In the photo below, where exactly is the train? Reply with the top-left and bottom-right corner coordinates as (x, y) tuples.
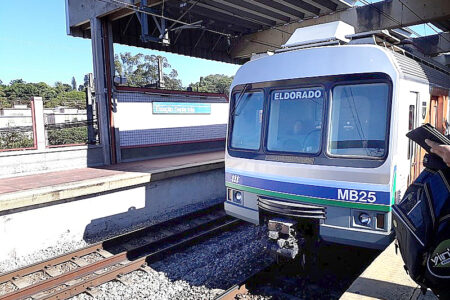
(224, 22), (450, 260)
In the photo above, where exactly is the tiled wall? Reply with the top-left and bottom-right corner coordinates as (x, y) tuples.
(116, 91), (228, 148)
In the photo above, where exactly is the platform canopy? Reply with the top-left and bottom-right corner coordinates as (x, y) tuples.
(66, 0), (450, 64)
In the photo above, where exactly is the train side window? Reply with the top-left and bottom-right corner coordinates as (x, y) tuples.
(408, 105), (415, 159)
(328, 83), (390, 158)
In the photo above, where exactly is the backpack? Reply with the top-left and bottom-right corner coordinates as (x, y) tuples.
(392, 155), (450, 298)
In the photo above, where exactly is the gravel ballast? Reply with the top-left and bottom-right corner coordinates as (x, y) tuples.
(0, 200), (378, 300)
(0, 200), (222, 274)
(70, 223), (270, 300)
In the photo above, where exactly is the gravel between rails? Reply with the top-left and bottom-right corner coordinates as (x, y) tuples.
(0, 200), (222, 274)
(70, 224), (271, 300)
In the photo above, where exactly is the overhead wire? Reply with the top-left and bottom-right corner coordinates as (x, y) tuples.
(95, 0), (232, 37)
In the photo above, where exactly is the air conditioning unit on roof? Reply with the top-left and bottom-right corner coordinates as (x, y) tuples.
(281, 21), (355, 49)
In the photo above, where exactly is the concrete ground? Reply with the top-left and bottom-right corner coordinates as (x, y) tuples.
(340, 242), (437, 300)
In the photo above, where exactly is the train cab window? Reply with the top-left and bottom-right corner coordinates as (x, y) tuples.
(267, 87), (324, 154)
(230, 91), (264, 150)
(328, 83), (389, 158)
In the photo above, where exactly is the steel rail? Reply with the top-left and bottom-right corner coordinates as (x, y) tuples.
(0, 203), (231, 300)
(44, 218), (241, 300)
(0, 215), (229, 300)
(0, 203), (223, 285)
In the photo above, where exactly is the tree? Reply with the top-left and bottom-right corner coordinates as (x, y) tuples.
(0, 79), (85, 109)
(54, 81), (72, 93)
(189, 74), (234, 96)
(71, 77), (77, 90)
(114, 52), (182, 90)
(164, 69), (183, 90)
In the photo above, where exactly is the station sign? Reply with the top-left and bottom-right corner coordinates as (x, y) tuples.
(152, 102), (211, 114)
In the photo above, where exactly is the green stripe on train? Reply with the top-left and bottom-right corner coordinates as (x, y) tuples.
(226, 182), (391, 212)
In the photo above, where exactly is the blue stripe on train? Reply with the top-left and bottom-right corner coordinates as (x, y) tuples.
(225, 172), (391, 206)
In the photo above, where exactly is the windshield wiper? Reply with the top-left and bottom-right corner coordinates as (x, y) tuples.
(230, 83), (251, 117)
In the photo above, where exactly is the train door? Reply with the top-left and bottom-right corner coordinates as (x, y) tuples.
(408, 92), (421, 184)
(408, 94), (449, 184)
(430, 96), (438, 127)
(436, 95), (448, 134)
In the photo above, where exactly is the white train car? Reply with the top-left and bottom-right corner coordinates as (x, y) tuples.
(224, 23), (450, 255)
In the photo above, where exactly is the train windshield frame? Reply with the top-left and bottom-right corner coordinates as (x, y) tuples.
(227, 73), (393, 168)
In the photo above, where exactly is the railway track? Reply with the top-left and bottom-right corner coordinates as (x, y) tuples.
(215, 243), (380, 300)
(0, 204), (241, 300)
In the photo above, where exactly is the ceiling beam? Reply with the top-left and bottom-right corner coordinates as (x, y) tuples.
(207, 0), (289, 24)
(301, 0), (334, 14)
(432, 54), (450, 67)
(231, 0), (450, 59)
(66, 0), (163, 27)
(252, 0), (305, 19)
(193, 1), (276, 27)
(272, 0), (320, 17)
(241, 0), (301, 20)
(410, 32), (450, 56)
(164, 3), (258, 33)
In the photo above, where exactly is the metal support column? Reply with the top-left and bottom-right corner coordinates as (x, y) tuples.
(90, 17), (113, 165)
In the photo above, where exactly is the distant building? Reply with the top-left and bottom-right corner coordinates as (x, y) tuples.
(0, 105), (87, 129)
(0, 105), (33, 128)
(45, 106), (87, 125)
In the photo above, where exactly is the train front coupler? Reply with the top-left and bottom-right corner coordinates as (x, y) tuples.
(266, 218), (305, 260)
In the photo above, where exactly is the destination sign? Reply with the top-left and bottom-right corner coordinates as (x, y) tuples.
(273, 88), (323, 101)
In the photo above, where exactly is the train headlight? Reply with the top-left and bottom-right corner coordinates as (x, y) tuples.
(234, 191), (242, 204)
(358, 213), (371, 226)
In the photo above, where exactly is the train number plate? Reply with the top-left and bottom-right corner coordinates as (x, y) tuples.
(337, 189), (377, 203)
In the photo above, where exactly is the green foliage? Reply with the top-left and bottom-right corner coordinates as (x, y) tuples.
(0, 79), (85, 109)
(189, 74), (233, 96)
(0, 131), (34, 149)
(71, 77), (77, 91)
(114, 52), (183, 90)
(47, 126), (87, 145)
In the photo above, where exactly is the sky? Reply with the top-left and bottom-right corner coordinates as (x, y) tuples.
(0, 1), (239, 88)
(0, 1), (441, 88)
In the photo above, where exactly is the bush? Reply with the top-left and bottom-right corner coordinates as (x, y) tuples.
(47, 126), (87, 145)
(0, 131), (34, 149)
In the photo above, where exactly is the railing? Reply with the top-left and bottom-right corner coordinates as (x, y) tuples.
(45, 116), (99, 147)
(0, 95), (99, 151)
(0, 102), (37, 152)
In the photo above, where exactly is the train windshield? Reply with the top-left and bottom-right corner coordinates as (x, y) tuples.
(267, 87), (324, 154)
(328, 83), (389, 157)
(230, 91), (264, 150)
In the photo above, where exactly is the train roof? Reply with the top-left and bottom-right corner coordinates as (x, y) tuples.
(232, 37), (450, 95)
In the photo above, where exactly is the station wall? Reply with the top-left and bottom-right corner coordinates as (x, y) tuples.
(115, 89), (229, 161)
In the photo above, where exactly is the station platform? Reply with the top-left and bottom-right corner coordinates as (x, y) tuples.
(341, 242), (437, 300)
(0, 151), (224, 213)
(0, 151), (226, 261)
